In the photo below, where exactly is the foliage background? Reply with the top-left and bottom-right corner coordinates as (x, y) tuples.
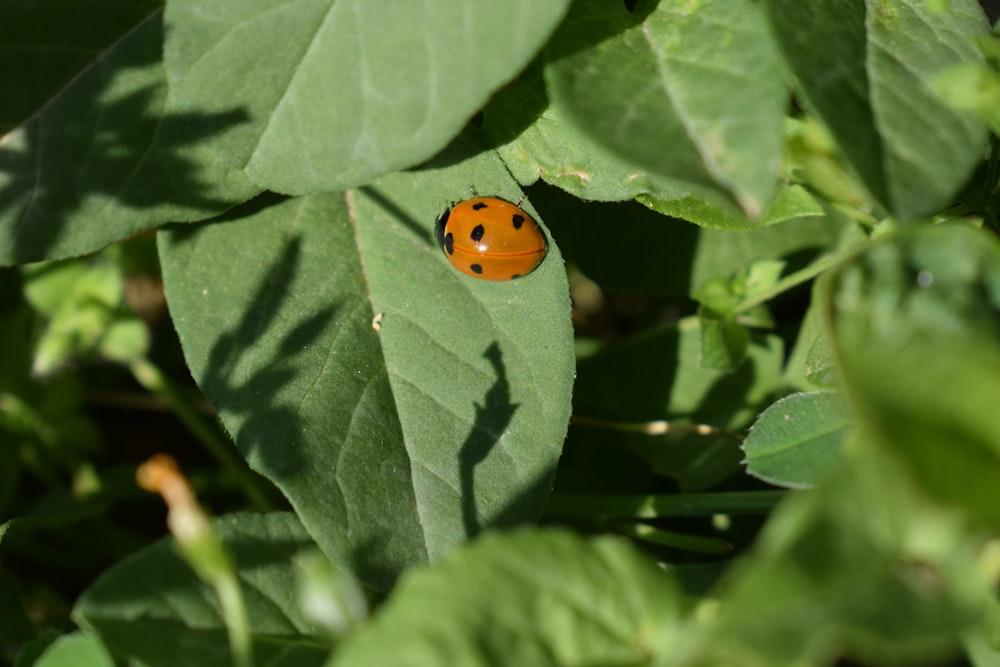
(4, 0), (1000, 665)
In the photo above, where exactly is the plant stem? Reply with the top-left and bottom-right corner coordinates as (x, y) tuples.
(615, 521), (733, 555)
(543, 491), (786, 521)
(732, 248), (857, 314)
(128, 357), (277, 511)
(215, 572), (254, 667)
(571, 415), (743, 442)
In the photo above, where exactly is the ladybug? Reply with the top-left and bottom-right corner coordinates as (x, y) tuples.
(434, 197), (547, 281)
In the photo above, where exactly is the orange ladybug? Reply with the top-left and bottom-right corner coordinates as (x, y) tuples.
(434, 197), (547, 281)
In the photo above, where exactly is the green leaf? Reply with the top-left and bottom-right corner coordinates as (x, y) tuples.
(828, 223), (1000, 529)
(572, 316), (783, 490)
(0, 571), (33, 644)
(0, 9), (258, 266)
(545, 0), (786, 217)
(163, 0), (571, 195)
(690, 210), (859, 294)
(159, 145), (574, 591)
(932, 61), (1000, 136)
(330, 529), (683, 667)
(762, 0), (989, 219)
(575, 316), (782, 430)
(698, 309), (749, 371)
(0, 0), (162, 135)
(96, 315), (150, 363)
(73, 512), (328, 667)
(712, 439), (990, 666)
(742, 391), (852, 489)
(34, 633), (114, 667)
(25, 260), (122, 376)
(804, 333), (839, 389)
(639, 181), (825, 232)
(484, 64), (821, 231)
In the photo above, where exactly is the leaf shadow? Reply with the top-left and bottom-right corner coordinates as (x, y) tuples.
(357, 185), (433, 246)
(175, 203), (338, 477)
(0, 10), (252, 264)
(460, 342), (520, 538)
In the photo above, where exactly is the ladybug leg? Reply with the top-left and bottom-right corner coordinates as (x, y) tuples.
(469, 186), (479, 198)
(515, 195), (525, 207)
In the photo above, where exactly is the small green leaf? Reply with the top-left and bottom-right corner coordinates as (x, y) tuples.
(97, 315), (150, 363)
(693, 277), (737, 313)
(331, 529), (683, 667)
(743, 391), (852, 489)
(546, 0), (786, 217)
(762, 0), (989, 219)
(74, 513), (328, 667)
(698, 309), (749, 371)
(804, 334), (839, 389)
(25, 260), (123, 376)
(738, 260), (787, 295)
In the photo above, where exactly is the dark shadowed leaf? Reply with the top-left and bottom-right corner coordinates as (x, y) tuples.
(74, 512), (328, 667)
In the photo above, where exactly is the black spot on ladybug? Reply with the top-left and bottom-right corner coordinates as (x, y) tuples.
(470, 224), (485, 242)
(470, 263), (484, 274)
(434, 208), (451, 249)
(443, 232), (454, 255)
(472, 202), (488, 211)
(512, 214), (525, 229)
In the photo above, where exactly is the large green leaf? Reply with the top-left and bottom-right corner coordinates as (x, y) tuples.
(0, 0), (161, 135)
(331, 528), (683, 667)
(545, 0), (786, 217)
(73, 512), (328, 667)
(159, 145), (574, 591)
(0, 8), (258, 266)
(828, 223), (1000, 529)
(762, 0), (989, 220)
(712, 439), (990, 666)
(163, 0), (570, 195)
(484, 64), (822, 231)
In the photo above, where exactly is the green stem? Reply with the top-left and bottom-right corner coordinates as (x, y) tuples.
(543, 491), (786, 521)
(215, 572), (254, 667)
(616, 521), (733, 555)
(571, 415), (743, 441)
(733, 248), (858, 314)
(129, 357), (277, 511)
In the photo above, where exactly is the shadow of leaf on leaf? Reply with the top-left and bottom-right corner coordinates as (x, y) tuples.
(0, 10), (252, 265)
(460, 342), (520, 537)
